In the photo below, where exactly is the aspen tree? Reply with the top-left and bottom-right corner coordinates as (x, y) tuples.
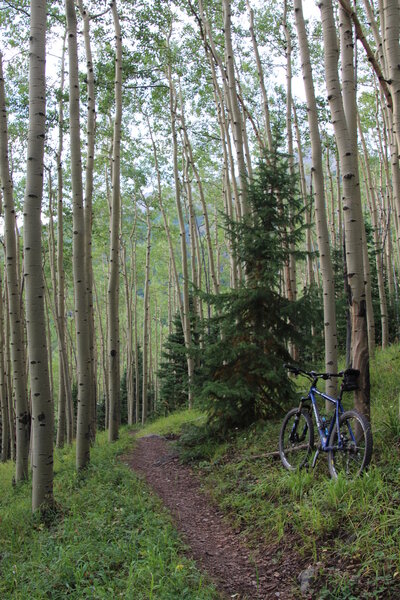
(107, 0), (122, 440)
(168, 258), (173, 336)
(66, 0), (92, 468)
(78, 0), (97, 440)
(132, 226), (140, 423)
(360, 0), (400, 258)
(180, 98), (219, 294)
(382, 0), (400, 154)
(142, 204), (151, 424)
(44, 274), (54, 406)
(358, 116), (389, 349)
(340, 5), (376, 354)
(3, 280), (15, 459)
(292, 103), (314, 287)
(0, 53), (30, 478)
(181, 150), (198, 317)
(146, 117), (184, 330)
(54, 35), (73, 446)
(94, 278), (109, 425)
(148, 299), (153, 410)
(24, 0), (54, 510)
(167, 62), (194, 407)
(320, 0), (370, 418)
(222, 0), (248, 216)
(294, 0), (338, 395)
(325, 147), (337, 249)
(197, 3), (243, 228)
(283, 1), (297, 308)
(246, 0), (273, 151)
(208, 51), (238, 286)
(0, 263), (9, 462)
(121, 242), (132, 424)
(361, 222), (376, 356)
(154, 301), (159, 407)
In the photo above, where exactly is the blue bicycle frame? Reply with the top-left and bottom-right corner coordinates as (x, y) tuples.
(301, 380), (357, 468)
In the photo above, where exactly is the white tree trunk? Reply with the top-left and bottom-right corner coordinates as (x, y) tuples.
(66, 0), (92, 468)
(108, 0), (122, 440)
(24, 0), (54, 510)
(0, 53), (30, 477)
(294, 0), (338, 396)
(320, 0), (370, 418)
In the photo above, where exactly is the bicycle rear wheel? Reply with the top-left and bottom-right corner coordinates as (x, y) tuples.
(279, 408), (314, 471)
(328, 410), (373, 479)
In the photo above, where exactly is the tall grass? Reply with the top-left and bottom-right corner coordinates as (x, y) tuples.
(158, 346), (400, 599)
(0, 429), (217, 600)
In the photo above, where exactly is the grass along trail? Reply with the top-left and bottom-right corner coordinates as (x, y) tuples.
(125, 433), (306, 599)
(0, 429), (217, 599)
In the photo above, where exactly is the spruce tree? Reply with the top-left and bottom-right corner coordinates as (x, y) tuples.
(158, 312), (189, 414)
(197, 152), (306, 431)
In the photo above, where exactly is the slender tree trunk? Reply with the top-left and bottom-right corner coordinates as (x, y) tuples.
(0, 53), (30, 479)
(53, 92), (66, 444)
(283, 1), (297, 310)
(107, 0), (122, 441)
(122, 239), (134, 425)
(24, 0), (54, 510)
(0, 263), (9, 462)
(294, 0), (338, 397)
(325, 147), (337, 249)
(66, 0), (91, 469)
(320, 0), (370, 419)
(358, 116), (389, 349)
(293, 103), (314, 287)
(361, 222), (376, 356)
(180, 101), (219, 294)
(4, 278), (15, 460)
(167, 64), (194, 408)
(78, 0), (97, 443)
(142, 206), (151, 424)
(246, 0), (273, 151)
(222, 0), (248, 216)
(94, 277), (109, 427)
(382, 0), (400, 154)
(54, 35), (73, 446)
(133, 231), (140, 423)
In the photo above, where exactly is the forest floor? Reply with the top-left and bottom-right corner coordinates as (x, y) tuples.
(131, 345), (400, 599)
(0, 429), (218, 599)
(125, 433), (306, 599)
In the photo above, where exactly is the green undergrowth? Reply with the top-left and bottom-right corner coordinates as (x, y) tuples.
(0, 428), (217, 600)
(148, 346), (400, 599)
(138, 408), (206, 438)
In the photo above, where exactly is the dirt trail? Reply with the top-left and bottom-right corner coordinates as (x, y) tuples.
(124, 434), (306, 599)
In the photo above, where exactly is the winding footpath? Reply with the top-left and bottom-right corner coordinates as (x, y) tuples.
(124, 434), (306, 599)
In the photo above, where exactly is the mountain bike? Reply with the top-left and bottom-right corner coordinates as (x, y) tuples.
(279, 365), (373, 478)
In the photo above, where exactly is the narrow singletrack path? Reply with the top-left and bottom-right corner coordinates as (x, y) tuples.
(124, 434), (306, 599)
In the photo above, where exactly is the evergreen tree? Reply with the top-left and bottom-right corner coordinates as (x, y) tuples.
(197, 152), (306, 431)
(158, 312), (188, 414)
(158, 298), (200, 415)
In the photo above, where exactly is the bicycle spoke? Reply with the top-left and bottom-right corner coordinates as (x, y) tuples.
(279, 409), (313, 471)
(328, 411), (372, 479)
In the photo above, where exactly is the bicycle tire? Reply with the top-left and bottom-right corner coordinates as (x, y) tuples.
(279, 407), (314, 471)
(328, 410), (373, 479)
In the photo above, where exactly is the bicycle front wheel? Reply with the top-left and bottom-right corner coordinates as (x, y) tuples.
(328, 410), (373, 479)
(279, 408), (314, 471)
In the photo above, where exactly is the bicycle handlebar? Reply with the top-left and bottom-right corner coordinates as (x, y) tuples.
(284, 364), (345, 380)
